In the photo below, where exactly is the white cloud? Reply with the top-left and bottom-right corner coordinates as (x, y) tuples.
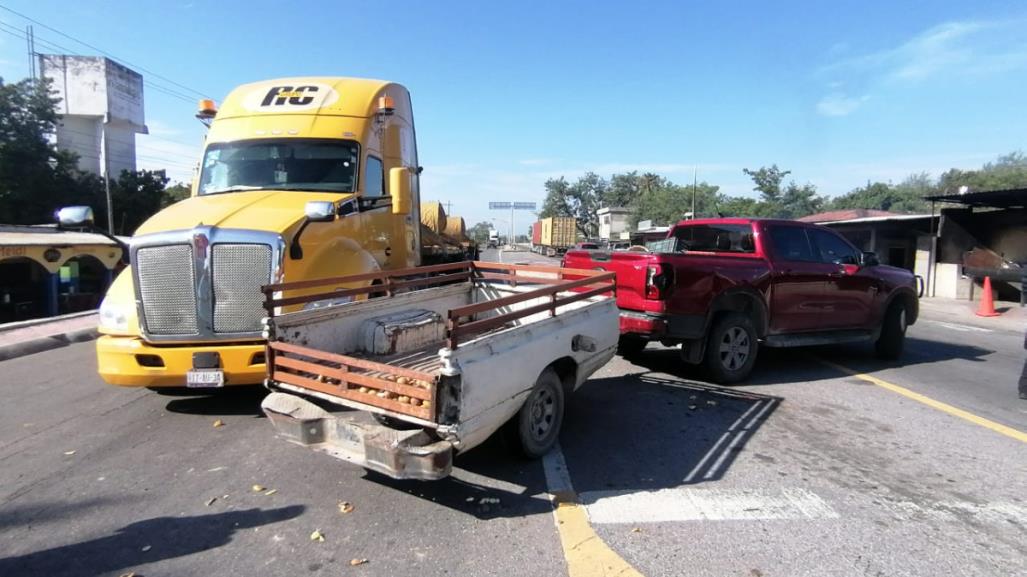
(517, 158), (556, 166)
(825, 19), (1027, 82)
(816, 93), (869, 117)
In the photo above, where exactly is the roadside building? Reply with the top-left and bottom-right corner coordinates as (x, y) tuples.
(804, 189), (1026, 303)
(597, 207), (633, 241)
(0, 226), (123, 323)
(38, 55), (148, 178)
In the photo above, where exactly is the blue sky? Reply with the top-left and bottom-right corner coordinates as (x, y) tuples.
(1, 0), (1025, 227)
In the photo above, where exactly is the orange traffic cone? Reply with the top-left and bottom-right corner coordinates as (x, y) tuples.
(976, 276), (1000, 317)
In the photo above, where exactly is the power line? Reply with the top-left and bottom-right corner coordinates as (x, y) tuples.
(0, 19), (202, 104)
(0, 3), (211, 100)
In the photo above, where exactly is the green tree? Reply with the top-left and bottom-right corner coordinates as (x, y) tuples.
(604, 171), (641, 207)
(539, 177), (574, 218)
(162, 182), (191, 208)
(568, 172), (605, 237)
(0, 77), (84, 224)
(467, 220), (492, 244)
(106, 169), (170, 235)
(742, 165), (789, 204)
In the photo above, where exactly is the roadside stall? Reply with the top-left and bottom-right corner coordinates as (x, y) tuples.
(0, 225), (123, 323)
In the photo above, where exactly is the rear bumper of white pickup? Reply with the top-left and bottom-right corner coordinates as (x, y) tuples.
(261, 392), (453, 481)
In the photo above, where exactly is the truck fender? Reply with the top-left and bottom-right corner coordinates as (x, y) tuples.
(680, 291), (767, 366)
(707, 288), (769, 338)
(881, 287), (919, 327)
(294, 237), (382, 299)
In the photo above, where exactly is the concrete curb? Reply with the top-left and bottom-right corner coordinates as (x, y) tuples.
(0, 326), (99, 362)
(0, 310), (99, 334)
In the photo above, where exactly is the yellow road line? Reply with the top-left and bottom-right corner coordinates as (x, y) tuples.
(543, 446), (643, 577)
(549, 491), (644, 577)
(821, 360), (1027, 443)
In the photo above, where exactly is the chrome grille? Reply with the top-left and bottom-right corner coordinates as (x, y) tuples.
(212, 243), (272, 334)
(136, 245), (197, 335)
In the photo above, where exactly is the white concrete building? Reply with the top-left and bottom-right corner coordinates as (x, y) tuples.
(38, 55), (148, 178)
(597, 206), (633, 241)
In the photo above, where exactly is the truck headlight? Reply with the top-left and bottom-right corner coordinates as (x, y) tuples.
(98, 298), (131, 332)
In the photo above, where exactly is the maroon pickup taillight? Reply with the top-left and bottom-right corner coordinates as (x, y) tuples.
(645, 264), (673, 300)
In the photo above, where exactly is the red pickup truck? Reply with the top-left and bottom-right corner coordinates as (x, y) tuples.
(563, 218), (918, 383)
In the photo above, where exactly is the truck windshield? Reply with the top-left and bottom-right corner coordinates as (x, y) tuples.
(198, 139), (360, 195)
(672, 224), (755, 253)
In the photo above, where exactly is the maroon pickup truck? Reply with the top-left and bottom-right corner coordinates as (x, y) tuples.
(563, 218), (918, 383)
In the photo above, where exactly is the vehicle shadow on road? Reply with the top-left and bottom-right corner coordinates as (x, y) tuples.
(162, 385), (269, 417)
(0, 505), (304, 577)
(560, 368), (781, 496)
(628, 337), (994, 388)
(364, 436), (555, 521)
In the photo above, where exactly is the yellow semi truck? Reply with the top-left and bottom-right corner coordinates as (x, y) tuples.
(73, 77), (465, 389)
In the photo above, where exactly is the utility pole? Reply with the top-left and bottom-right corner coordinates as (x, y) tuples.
(691, 165), (697, 220)
(102, 116), (114, 235)
(25, 26), (35, 80)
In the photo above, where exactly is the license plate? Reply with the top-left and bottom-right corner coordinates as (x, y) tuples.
(187, 369), (225, 388)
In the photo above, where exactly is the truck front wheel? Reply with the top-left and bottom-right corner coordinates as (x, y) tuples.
(875, 301), (907, 360)
(507, 368), (564, 458)
(704, 313), (758, 384)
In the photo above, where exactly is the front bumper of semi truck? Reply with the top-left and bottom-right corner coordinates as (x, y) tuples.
(96, 335), (267, 387)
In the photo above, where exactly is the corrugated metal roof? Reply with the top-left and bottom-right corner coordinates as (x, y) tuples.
(923, 187), (1027, 208)
(815, 213), (934, 225)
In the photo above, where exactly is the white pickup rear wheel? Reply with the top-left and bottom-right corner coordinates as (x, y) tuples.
(508, 368), (564, 458)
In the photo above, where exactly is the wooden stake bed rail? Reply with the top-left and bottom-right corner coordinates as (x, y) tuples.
(268, 341), (438, 422)
(263, 261), (614, 418)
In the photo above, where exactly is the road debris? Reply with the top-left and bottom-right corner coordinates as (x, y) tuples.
(310, 529), (325, 542)
(213, 419), (225, 428)
(118, 572), (137, 577)
(252, 484), (266, 492)
(63, 450), (76, 456)
(141, 545), (152, 552)
(631, 527), (642, 533)
(350, 558), (368, 566)
(338, 501), (354, 514)
(205, 497), (217, 507)
(264, 489), (277, 496)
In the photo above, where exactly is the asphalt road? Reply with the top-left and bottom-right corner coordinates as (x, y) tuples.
(1, 248), (1024, 577)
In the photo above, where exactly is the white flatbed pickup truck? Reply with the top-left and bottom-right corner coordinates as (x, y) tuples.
(259, 261), (617, 480)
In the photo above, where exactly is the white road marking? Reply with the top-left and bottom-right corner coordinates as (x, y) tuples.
(581, 487), (839, 523)
(876, 499), (1027, 526)
(684, 398), (777, 483)
(924, 320), (993, 333)
(541, 441), (574, 494)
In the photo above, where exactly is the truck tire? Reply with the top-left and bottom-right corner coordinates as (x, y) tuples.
(704, 313), (758, 384)
(507, 368), (564, 458)
(875, 301), (907, 360)
(617, 335), (647, 357)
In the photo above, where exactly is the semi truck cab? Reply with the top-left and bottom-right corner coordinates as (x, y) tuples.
(92, 77), (423, 388)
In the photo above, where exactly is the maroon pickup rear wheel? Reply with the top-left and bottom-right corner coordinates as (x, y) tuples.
(704, 313), (758, 384)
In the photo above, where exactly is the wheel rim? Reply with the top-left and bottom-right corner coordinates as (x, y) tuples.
(898, 309), (907, 332)
(718, 326), (751, 371)
(528, 387), (556, 441)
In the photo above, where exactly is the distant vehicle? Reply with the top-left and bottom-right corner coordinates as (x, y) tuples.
(533, 217), (577, 256)
(487, 228), (499, 249)
(575, 242), (600, 250)
(609, 241), (631, 251)
(564, 218), (919, 384)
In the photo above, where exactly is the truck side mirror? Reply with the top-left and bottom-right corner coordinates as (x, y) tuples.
(57, 206), (95, 228)
(304, 201), (336, 223)
(861, 251), (879, 267)
(390, 167), (412, 215)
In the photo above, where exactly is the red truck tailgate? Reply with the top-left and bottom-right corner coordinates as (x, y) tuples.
(563, 250), (661, 313)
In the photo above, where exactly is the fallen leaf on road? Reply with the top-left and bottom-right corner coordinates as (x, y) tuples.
(264, 489), (277, 496)
(252, 484), (266, 492)
(350, 558), (368, 566)
(631, 527), (642, 533)
(213, 419), (225, 428)
(688, 405), (697, 410)
(63, 450), (76, 456)
(338, 501), (354, 514)
(310, 530), (325, 542)
(141, 545), (152, 552)
(119, 572), (136, 577)
(205, 497), (217, 507)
